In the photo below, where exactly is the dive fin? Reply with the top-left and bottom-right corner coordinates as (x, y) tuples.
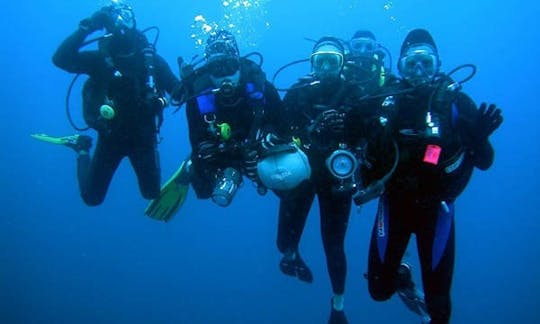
(397, 287), (431, 323)
(145, 157), (191, 222)
(31, 133), (92, 153)
(279, 251), (314, 283)
(31, 133), (80, 145)
(396, 263), (431, 323)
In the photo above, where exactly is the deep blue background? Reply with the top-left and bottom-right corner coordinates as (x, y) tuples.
(1, 1), (539, 323)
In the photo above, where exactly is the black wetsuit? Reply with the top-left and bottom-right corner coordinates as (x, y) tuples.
(181, 58), (282, 199)
(366, 78), (495, 324)
(53, 27), (179, 206)
(276, 78), (392, 295)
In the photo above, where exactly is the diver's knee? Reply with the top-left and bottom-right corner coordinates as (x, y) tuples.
(141, 187), (160, 200)
(368, 274), (394, 301)
(81, 193), (104, 206)
(369, 287), (393, 301)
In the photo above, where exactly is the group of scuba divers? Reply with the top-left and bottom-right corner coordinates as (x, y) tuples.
(33, 1), (504, 323)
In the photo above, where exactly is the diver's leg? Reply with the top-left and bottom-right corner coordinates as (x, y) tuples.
(416, 201), (455, 324)
(189, 155), (217, 200)
(318, 189), (351, 297)
(317, 189), (351, 324)
(64, 135), (92, 196)
(275, 180), (315, 283)
(79, 136), (122, 206)
(129, 143), (161, 200)
(367, 194), (411, 301)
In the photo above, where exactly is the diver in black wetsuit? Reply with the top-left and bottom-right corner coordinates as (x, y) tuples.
(365, 29), (503, 324)
(274, 36), (394, 324)
(175, 30), (282, 207)
(51, 1), (178, 206)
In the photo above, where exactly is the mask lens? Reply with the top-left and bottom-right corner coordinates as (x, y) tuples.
(311, 52), (343, 77)
(350, 38), (375, 54)
(113, 5), (134, 29)
(399, 47), (438, 82)
(208, 57), (240, 78)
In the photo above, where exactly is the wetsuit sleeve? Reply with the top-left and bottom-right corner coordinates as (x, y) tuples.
(280, 86), (308, 139)
(261, 80), (284, 136)
(52, 28), (103, 75)
(154, 54), (180, 95)
(186, 100), (209, 150)
(455, 92), (495, 170)
(359, 97), (397, 183)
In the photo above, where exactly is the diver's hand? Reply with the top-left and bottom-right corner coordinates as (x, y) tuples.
(196, 141), (220, 163)
(474, 103), (503, 143)
(80, 8), (113, 32)
(260, 132), (283, 150)
(145, 93), (168, 113)
(352, 180), (385, 206)
(313, 109), (345, 135)
(180, 63), (194, 80)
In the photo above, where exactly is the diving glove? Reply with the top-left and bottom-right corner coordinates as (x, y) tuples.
(474, 103), (503, 142)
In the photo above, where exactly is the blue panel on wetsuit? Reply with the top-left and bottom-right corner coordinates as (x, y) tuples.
(196, 91), (216, 115)
(432, 202), (454, 270)
(377, 195), (390, 261)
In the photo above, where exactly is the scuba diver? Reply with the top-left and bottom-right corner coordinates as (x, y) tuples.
(343, 30), (394, 93)
(148, 29), (282, 213)
(365, 28), (503, 324)
(273, 36), (394, 324)
(38, 1), (179, 206)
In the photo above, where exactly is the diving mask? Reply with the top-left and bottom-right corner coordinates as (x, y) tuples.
(311, 50), (344, 80)
(207, 56), (240, 78)
(349, 37), (376, 55)
(399, 45), (439, 84)
(109, 2), (135, 31)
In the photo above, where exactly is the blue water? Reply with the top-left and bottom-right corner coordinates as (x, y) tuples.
(1, 1), (539, 323)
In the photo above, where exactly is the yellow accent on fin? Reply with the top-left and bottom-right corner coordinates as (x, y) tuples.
(30, 133), (78, 145)
(144, 157), (191, 222)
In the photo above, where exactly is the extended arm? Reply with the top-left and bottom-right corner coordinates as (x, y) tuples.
(51, 9), (115, 74)
(457, 93), (503, 170)
(155, 54), (180, 95)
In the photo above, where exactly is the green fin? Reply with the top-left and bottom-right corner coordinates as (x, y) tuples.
(145, 157), (191, 222)
(31, 133), (79, 146)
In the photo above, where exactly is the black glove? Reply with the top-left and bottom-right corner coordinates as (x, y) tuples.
(242, 148), (268, 195)
(260, 132), (284, 151)
(242, 149), (260, 182)
(196, 141), (220, 163)
(145, 93), (168, 113)
(180, 63), (194, 80)
(312, 109), (345, 135)
(352, 180), (385, 205)
(473, 103), (503, 143)
(80, 8), (113, 32)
